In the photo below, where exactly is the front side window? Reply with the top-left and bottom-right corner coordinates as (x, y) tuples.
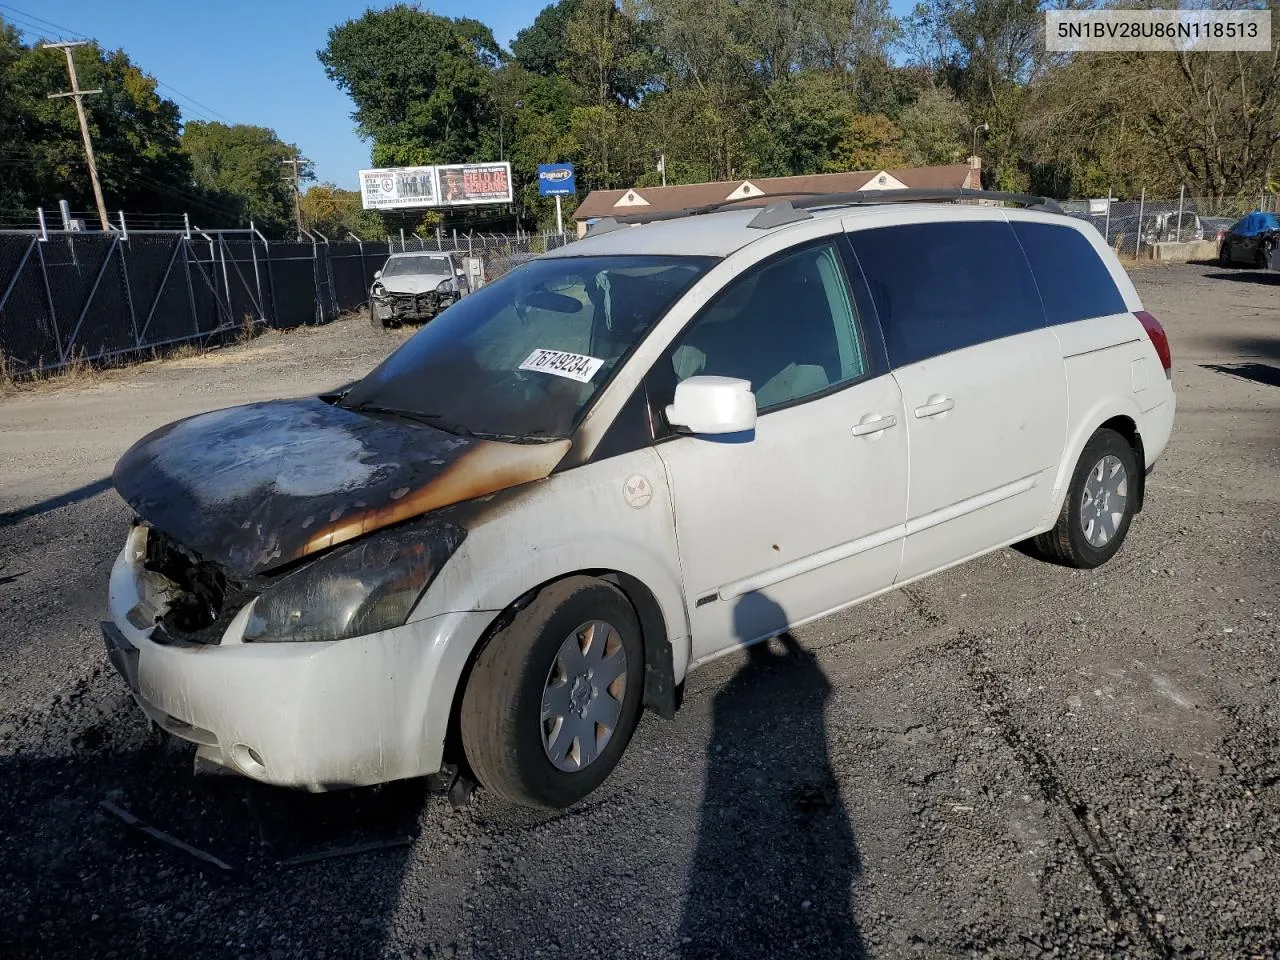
(849, 221), (1045, 368)
(342, 255), (712, 440)
(650, 240), (870, 417)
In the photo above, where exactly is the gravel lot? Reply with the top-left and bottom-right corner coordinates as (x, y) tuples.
(1, 262), (1277, 960)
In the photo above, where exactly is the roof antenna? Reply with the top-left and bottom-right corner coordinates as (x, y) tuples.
(747, 200), (814, 230)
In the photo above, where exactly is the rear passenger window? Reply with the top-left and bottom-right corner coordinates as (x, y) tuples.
(1012, 222), (1127, 324)
(848, 221), (1044, 368)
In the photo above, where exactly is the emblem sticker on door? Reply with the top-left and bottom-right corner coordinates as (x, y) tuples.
(623, 474), (653, 509)
(518, 348), (604, 383)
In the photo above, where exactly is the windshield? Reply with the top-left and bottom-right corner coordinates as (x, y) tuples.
(342, 254), (712, 439)
(382, 255), (454, 277)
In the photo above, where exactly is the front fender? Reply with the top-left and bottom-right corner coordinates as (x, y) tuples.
(411, 447), (691, 717)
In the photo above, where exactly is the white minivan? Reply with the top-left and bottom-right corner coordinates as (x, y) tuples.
(104, 192), (1176, 809)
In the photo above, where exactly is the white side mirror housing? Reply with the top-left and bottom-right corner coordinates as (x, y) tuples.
(373, 269), (382, 280)
(665, 376), (757, 435)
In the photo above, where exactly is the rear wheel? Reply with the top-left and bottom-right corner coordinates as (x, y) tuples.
(1257, 240), (1273, 269)
(1030, 428), (1139, 569)
(460, 576), (644, 809)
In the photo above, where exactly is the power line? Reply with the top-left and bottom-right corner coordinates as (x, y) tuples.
(0, 3), (85, 39)
(1, 4), (231, 128)
(157, 82), (231, 124)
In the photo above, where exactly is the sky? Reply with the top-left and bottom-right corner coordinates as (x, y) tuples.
(8, 0), (915, 193)
(5, 0), (550, 189)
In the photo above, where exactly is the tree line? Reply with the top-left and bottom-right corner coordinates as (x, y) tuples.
(4, 3), (1277, 238)
(317, 0), (1280, 230)
(0, 19), (313, 236)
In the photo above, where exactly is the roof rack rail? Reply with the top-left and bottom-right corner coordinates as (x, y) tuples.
(610, 188), (1064, 227)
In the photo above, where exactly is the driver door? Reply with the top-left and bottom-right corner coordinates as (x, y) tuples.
(645, 239), (909, 662)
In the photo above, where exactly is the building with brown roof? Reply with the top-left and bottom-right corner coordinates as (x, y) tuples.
(570, 160), (982, 236)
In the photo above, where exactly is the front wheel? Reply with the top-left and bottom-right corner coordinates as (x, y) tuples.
(1029, 428), (1140, 568)
(460, 576), (644, 809)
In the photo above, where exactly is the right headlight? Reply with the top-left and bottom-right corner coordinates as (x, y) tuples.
(372, 281), (386, 297)
(242, 520), (465, 643)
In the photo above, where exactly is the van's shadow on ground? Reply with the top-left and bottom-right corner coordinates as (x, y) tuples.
(678, 591), (866, 959)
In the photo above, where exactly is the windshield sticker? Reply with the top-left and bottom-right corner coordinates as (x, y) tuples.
(519, 348), (605, 383)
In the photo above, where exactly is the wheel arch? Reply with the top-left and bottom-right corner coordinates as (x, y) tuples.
(1043, 400), (1148, 530)
(441, 567), (682, 774)
(1097, 414), (1146, 512)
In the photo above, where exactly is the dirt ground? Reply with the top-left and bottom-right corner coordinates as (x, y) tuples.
(1, 262), (1277, 960)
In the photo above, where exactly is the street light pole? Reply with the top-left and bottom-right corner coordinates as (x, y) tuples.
(972, 122), (990, 158)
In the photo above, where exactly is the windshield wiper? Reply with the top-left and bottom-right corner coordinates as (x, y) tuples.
(346, 403), (477, 435)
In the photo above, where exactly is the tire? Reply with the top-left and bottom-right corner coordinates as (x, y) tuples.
(369, 305), (385, 329)
(1030, 428), (1140, 569)
(1219, 243), (1231, 266)
(1257, 240), (1273, 270)
(460, 576), (645, 809)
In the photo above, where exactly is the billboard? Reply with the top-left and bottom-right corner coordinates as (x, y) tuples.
(437, 163), (513, 205)
(538, 162), (576, 197)
(359, 162), (512, 210)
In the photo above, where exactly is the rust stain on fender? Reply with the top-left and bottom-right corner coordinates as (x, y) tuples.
(300, 439), (571, 557)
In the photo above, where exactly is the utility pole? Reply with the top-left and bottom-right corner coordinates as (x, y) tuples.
(44, 41), (110, 231)
(281, 152), (307, 239)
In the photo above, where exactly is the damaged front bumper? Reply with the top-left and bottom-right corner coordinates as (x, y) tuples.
(371, 290), (458, 324)
(102, 529), (493, 791)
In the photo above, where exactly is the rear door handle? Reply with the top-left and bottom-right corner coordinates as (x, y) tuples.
(914, 396), (955, 419)
(851, 414), (898, 437)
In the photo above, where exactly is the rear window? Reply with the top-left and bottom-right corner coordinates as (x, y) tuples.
(1012, 222), (1127, 325)
(848, 221), (1044, 368)
(382, 255), (453, 277)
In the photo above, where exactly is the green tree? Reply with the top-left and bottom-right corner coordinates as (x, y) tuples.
(318, 5), (503, 167)
(897, 84), (968, 166)
(0, 26), (192, 217)
(298, 183), (385, 239)
(511, 0), (583, 76)
(826, 112), (907, 171)
(182, 121), (306, 234)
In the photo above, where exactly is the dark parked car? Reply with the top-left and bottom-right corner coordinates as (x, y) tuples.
(1218, 212), (1280, 268)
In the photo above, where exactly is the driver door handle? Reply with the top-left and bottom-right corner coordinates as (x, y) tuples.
(914, 396), (955, 419)
(851, 414), (898, 437)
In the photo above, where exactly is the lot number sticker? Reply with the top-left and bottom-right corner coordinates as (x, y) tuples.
(519, 348), (605, 383)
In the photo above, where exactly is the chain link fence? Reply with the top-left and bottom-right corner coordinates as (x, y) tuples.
(0, 226), (575, 377)
(1059, 191), (1280, 258)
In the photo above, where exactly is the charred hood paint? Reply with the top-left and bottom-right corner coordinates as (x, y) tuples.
(112, 398), (570, 577)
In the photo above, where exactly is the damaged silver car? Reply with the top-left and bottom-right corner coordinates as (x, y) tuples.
(369, 251), (468, 328)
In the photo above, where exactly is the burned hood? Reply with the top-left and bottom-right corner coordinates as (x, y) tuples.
(112, 397), (569, 578)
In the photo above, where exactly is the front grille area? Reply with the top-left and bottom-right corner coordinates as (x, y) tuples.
(141, 526), (258, 646)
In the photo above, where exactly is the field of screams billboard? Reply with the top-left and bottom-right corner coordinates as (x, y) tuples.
(359, 162), (513, 210)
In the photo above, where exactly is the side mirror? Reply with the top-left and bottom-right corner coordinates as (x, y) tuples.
(665, 376), (757, 435)
(373, 270), (382, 280)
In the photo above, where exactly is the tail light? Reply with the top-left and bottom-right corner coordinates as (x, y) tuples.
(1135, 311), (1171, 381)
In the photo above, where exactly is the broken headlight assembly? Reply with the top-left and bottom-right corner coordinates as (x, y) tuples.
(372, 281), (386, 297)
(435, 278), (455, 294)
(242, 521), (465, 643)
